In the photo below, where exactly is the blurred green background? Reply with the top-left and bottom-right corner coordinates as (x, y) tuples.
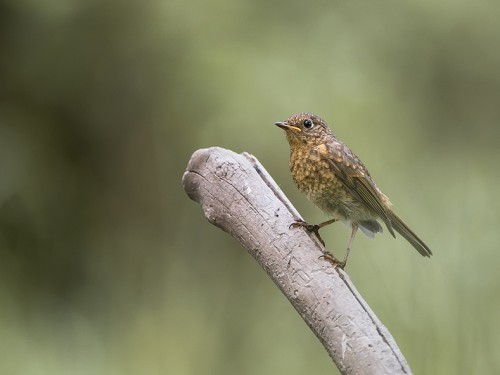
(1, 0), (499, 373)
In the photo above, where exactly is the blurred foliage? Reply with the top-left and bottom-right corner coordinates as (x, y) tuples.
(1, 0), (499, 373)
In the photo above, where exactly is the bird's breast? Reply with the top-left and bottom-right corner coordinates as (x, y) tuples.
(289, 145), (372, 221)
(290, 146), (340, 201)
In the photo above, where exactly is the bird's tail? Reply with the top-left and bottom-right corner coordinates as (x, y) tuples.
(387, 211), (432, 257)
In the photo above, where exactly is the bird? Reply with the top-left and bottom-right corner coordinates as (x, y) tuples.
(275, 112), (432, 268)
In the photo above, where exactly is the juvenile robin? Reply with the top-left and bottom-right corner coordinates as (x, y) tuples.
(275, 113), (432, 268)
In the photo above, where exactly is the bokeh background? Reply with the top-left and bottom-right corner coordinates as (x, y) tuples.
(1, 0), (499, 373)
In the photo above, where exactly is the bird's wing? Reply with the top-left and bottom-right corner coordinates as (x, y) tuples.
(321, 142), (396, 237)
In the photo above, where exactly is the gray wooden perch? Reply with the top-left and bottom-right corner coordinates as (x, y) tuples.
(182, 147), (412, 375)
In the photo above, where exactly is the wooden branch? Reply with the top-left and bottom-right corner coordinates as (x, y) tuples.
(182, 147), (412, 375)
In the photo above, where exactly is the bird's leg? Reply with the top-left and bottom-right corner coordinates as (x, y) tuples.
(289, 218), (337, 246)
(319, 223), (358, 269)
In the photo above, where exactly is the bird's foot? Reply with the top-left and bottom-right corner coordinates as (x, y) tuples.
(289, 219), (320, 232)
(289, 220), (325, 246)
(319, 251), (346, 269)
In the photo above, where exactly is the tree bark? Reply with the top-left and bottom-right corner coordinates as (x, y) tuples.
(182, 147), (412, 375)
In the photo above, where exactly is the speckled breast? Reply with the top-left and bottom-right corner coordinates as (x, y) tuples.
(289, 147), (371, 221)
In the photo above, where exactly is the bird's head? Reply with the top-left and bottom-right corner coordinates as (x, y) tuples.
(275, 113), (333, 147)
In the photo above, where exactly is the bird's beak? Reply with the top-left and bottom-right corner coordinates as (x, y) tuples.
(274, 121), (288, 129)
(274, 121), (301, 132)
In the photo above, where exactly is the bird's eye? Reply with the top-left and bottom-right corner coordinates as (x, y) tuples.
(303, 119), (313, 129)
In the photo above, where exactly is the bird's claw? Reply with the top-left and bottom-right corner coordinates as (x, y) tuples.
(289, 220), (320, 233)
(289, 220), (325, 246)
(289, 219), (308, 230)
(319, 251), (346, 269)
